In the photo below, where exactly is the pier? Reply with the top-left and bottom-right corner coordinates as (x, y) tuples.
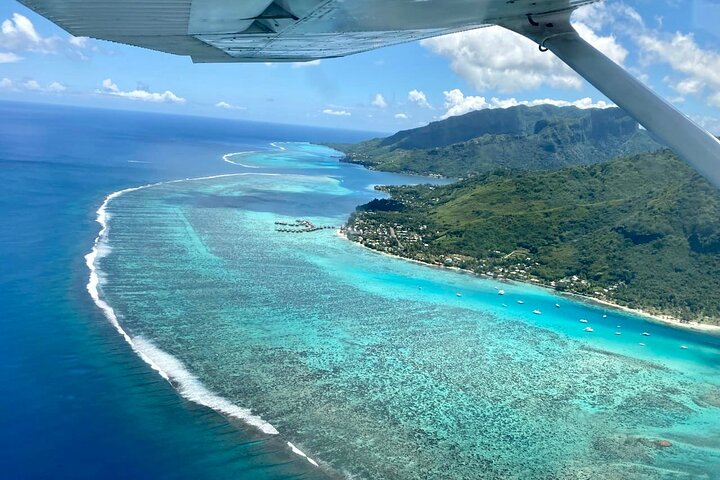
(275, 219), (338, 233)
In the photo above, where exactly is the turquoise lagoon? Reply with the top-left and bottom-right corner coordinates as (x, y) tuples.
(95, 143), (720, 479)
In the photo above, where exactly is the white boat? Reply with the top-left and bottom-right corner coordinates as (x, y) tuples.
(584, 327), (594, 332)
(680, 345), (688, 350)
(639, 342), (646, 346)
(498, 289), (505, 295)
(642, 332), (651, 336)
(501, 303), (508, 307)
(456, 292), (462, 297)
(517, 300), (524, 304)
(533, 310), (542, 315)
(602, 314), (607, 318)
(555, 303), (560, 308)
(580, 319), (589, 324)
(615, 332), (622, 335)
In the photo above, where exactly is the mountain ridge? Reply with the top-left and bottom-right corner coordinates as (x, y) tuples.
(331, 105), (661, 177)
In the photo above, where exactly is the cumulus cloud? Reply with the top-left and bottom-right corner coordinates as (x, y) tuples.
(291, 59), (321, 68)
(22, 79), (41, 91)
(215, 101), (246, 110)
(0, 13), (97, 59)
(573, 2), (720, 110)
(420, 10), (627, 93)
(322, 108), (351, 116)
(372, 93), (388, 108)
(394, 113), (409, 119)
(639, 31), (720, 107)
(0, 52), (21, 63)
(47, 81), (66, 93)
(99, 78), (186, 103)
(0, 78), (66, 93)
(68, 36), (90, 48)
(440, 88), (613, 119)
(408, 89), (432, 109)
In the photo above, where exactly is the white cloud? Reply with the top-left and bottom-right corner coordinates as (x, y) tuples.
(638, 31), (720, 108)
(0, 52), (21, 63)
(573, 22), (628, 66)
(9, 78), (67, 93)
(408, 89), (432, 109)
(420, 16), (627, 93)
(322, 108), (351, 116)
(573, 2), (720, 110)
(22, 79), (41, 91)
(372, 93), (388, 108)
(440, 88), (614, 119)
(0, 13), (97, 60)
(394, 113), (409, 119)
(68, 36), (89, 48)
(292, 59), (321, 68)
(1, 13), (58, 54)
(47, 81), (66, 93)
(441, 89), (490, 119)
(215, 101), (246, 110)
(99, 78), (186, 103)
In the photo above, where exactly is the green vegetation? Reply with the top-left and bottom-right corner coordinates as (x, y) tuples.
(347, 151), (720, 324)
(331, 105), (660, 177)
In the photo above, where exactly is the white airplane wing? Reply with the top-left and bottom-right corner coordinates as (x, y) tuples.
(18, 0), (720, 188)
(18, 0), (595, 62)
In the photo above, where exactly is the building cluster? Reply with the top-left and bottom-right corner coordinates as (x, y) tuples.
(346, 214), (626, 303)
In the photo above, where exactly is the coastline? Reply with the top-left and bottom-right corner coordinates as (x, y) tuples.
(335, 229), (720, 335)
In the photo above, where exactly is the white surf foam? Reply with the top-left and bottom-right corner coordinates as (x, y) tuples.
(288, 442), (319, 466)
(84, 173), (289, 436)
(222, 142), (293, 167)
(222, 151), (261, 168)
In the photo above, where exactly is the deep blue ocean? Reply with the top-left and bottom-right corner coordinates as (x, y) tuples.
(0, 101), (384, 479)
(2, 101), (719, 480)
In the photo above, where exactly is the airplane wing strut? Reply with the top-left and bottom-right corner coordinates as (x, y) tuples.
(503, 12), (720, 188)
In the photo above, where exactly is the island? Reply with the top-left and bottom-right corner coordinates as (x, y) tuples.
(332, 106), (720, 326)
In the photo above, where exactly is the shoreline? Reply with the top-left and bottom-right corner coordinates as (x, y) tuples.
(335, 230), (720, 335)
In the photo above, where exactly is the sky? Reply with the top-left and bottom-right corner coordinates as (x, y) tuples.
(1, 0), (720, 134)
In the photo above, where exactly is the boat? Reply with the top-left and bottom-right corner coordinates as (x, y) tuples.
(501, 303), (508, 307)
(584, 327), (594, 332)
(498, 289), (505, 296)
(615, 332), (622, 335)
(533, 310), (542, 315)
(642, 332), (651, 336)
(517, 300), (524, 304)
(456, 292), (462, 297)
(555, 303), (560, 308)
(580, 319), (588, 324)
(602, 314), (607, 318)
(639, 342), (646, 347)
(680, 345), (688, 350)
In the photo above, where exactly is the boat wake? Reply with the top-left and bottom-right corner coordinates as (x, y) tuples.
(84, 170), (321, 464)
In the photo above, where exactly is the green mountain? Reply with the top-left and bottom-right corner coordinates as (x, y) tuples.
(332, 105), (661, 177)
(347, 150), (720, 323)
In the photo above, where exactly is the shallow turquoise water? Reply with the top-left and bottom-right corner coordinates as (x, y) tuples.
(99, 143), (720, 479)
